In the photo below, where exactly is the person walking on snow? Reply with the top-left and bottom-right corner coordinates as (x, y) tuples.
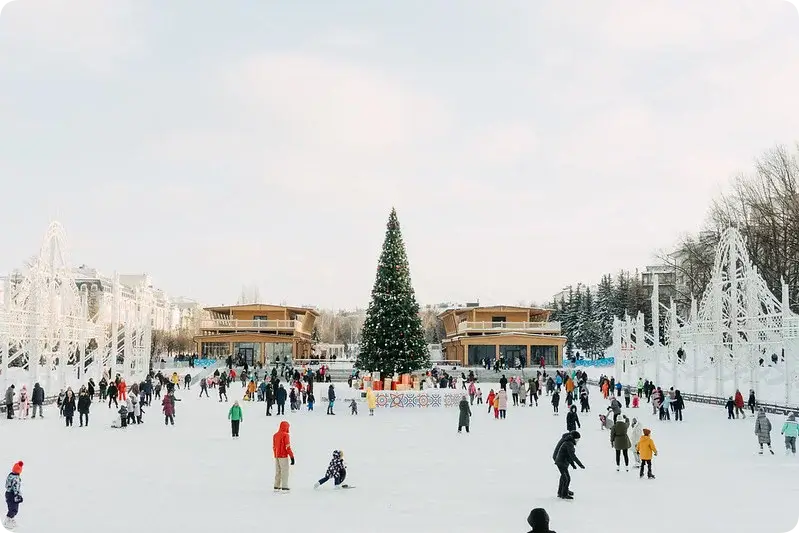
(468, 381), (477, 405)
(566, 405), (581, 432)
(458, 395), (472, 433)
(62, 389), (76, 427)
(4, 385), (15, 420)
(611, 414), (632, 471)
(18, 386), (29, 419)
(162, 393), (176, 426)
(754, 409), (774, 454)
(781, 413), (799, 455)
(748, 389), (757, 415)
(273, 421), (295, 491)
(636, 428), (657, 479)
(3, 461), (23, 530)
(314, 450), (347, 489)
(553, 431), (584, 500)
(734, 390), (746, 419)
(228, 401), (242, 438)
(551, 390), (560, 415)
(510, 378), (520, 406)
(486, 389), (496, 415)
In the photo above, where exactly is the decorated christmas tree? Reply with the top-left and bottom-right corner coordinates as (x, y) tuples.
(356, 208), (430, 377)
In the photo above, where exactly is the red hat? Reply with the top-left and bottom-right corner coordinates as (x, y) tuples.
(12, 461), (23, 474)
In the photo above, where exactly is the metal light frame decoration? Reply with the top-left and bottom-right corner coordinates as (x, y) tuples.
(613, 227), (799, 405)
(0, 222), (153, 393)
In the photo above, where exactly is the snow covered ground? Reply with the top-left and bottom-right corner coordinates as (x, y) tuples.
(1, 381), (797, 533)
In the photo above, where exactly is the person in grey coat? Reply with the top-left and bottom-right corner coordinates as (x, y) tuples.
(754, 409), (774, 454)
(458, 395), (472, 433)
(4, 385), (14, 419)
(610, 414), (632, 470)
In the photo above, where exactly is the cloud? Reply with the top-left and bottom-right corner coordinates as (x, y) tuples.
(0, 0), (141, 73)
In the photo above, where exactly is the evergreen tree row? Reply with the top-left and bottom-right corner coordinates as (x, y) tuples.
(548, 271), (652, 359)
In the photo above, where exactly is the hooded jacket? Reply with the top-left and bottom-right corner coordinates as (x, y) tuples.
(782, 414), (799, 437)
(527, 508), (555, 533)
(611, 416), (632, 450)
(458, 398), (471, 426)
(326, 450), (345, 478)
(554, 435), (584, 469)
(32, 383), (45, 405)
(566, 407), (580, 431)
(273, 421), (294, 459)
(755, 412), (772, 443)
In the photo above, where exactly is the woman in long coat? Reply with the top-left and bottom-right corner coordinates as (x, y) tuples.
(458, 395), (472, 433)
(610, 414), (632, 470)
(754, 409), (774, 454)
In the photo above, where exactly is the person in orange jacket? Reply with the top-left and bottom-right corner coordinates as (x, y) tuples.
(246, 380), (256, 401)
(486, 389), (496, 415)
(601, 381), (609, 399)
(635, 428), (658, 479)
(273, 421), (295, 491)
(118, 379), (127, 401)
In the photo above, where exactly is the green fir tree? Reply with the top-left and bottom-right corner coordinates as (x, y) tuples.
(356, 208), (430, 377)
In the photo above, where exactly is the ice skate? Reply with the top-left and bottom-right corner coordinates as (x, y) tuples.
(616, 466), (620, 471)
(313, 482), (320, 489)
(769, 447), (774, 455)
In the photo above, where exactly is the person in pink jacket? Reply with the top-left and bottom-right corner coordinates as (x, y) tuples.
(468, 382), (477, 405)
(162, 393), (176, 426)
(497, 389), (508, 419)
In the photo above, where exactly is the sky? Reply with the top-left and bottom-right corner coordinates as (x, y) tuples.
(1, 0), (798, 310)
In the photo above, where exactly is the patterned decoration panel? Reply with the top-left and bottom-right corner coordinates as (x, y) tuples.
(372, 391), (463, 408)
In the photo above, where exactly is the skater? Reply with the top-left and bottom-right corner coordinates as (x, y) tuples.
(57, 389), (65, 417)
(629, 418), (643, 466)
(623, 386), (631, 408)
(77, 387), (91, 427)
(579, 388), (589, 412)
(476, 388), (483, 405)
(162, 393), (176, 426)
(272, 421), (295, 491)
(754, 409), (774, 454)
(725, 396), (736, 419)
(486, 389), (496, 414)
(551, 389), (560, 415)
(107, 380), (118, 408)
(553, 431), (584, 500)
(62, 389), (76, 427)
(349, 398), (358, 415)
(218, 379), (228, 402)
(327, 384), (336, 415)
(314, 450), (346, 489)
(611, 414), (632, 471)
(31, 383), (44, 418)
(781, 413), (799, 455)
(566, 405), (581, 432)
(458, 395), (471, 433)
(748, 389), (757, 415)
(18, 386), (29, 419)
(307, 391), (315, 411)
(265, 383), (275, 415)
(276, 384), (287, 415)
(118, 404), (128, 428)
(229, 400), (242, 438)
(636, 428), (657, 479)
(526, 508), (555, 533)
(199, 378), (209, 397)
(4, 385), (14, 419)
(184, 374), (191, 390)
(3, 461), (23, 530)
(510, 378), (520, 406)
(672, 390), (684, 421)
(468, 381), (477, 405)
(497, 388), (508, 419)
(366, 388), (376, 416)
(734, 390), (746, 419)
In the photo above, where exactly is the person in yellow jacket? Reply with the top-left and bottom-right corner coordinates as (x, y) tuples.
(366, 388), (377, 416)
(171, 372), (180, 390)
(246, 380), (257, 401)
(635, 428), (658, 479)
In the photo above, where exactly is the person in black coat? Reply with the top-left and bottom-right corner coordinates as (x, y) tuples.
(265, 384), (275, 416)
(87, 378), (96, 399)
(107, 381), (118, 408)
(527, 508), (556, 533)
(77, 388), (91, 427)
(62, 389), (77, 427)
(553, 431), (584, 500)
(566, 405), (581, 431)
(276, 384), (287, 415)
(218, 380), (228, 402)
(673, 390), (685, 422)
(499, 375), (508, 391)
(327, 384), (336, 415)
(31, 383), (45, 418)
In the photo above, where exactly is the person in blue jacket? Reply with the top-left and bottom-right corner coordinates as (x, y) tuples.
(781, 413), (799, 455)
(4, 461), (23, 530)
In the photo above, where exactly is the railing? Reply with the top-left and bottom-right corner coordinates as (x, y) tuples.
(457, 321), (561, 333)
(200, 319), (299, 331)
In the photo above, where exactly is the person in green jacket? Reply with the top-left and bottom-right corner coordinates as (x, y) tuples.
(229, 401), (243, 438)
(781, 413), (799, 455)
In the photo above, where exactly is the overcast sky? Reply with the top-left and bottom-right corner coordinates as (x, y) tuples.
(1, 0), (798, 309)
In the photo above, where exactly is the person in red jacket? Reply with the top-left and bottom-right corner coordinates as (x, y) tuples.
(486, 389), (496, 415)
(273, 421), (295, 491)
(734, 390), (746, 419)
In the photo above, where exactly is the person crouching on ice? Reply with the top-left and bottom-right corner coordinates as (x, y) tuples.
(349, 399), (358, 415)
(314, 450), (347, 489)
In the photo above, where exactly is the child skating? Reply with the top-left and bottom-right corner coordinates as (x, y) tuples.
(781, 413), (798, 455)
(4, 461), (23, 530)
(314, 450), (350, 489)
(755, 409), (774, 454)
(349, 399), (358, 415)
(635, 428), (657, 479)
